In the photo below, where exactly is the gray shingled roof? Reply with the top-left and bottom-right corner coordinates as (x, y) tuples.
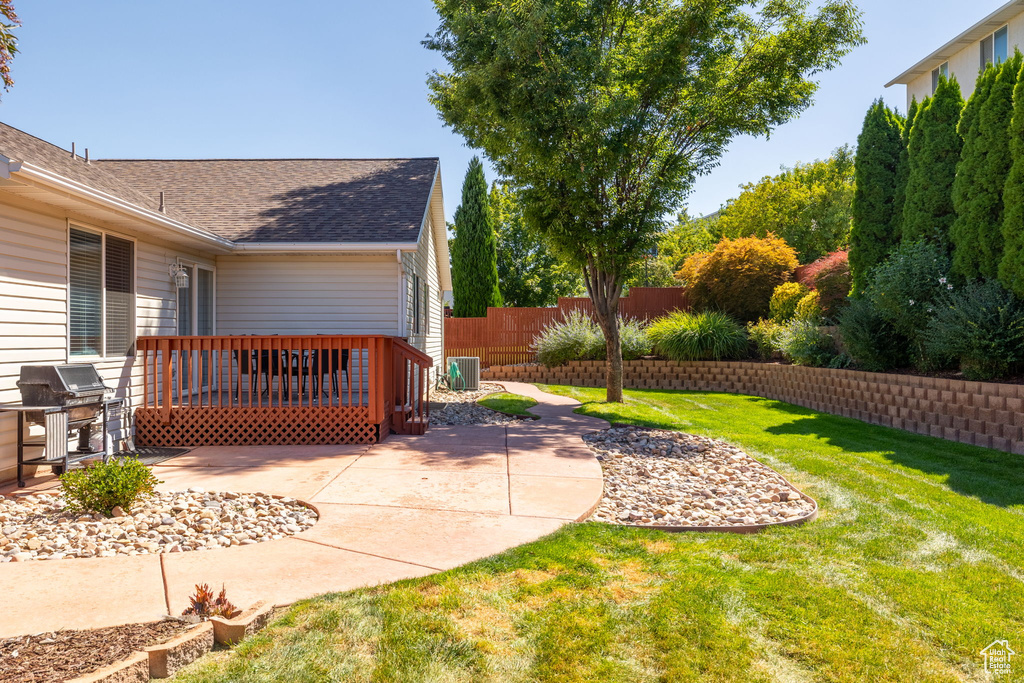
(0, 122), (439, 244)
(0, 122), (196, 226)
(96, 158), (438, 243)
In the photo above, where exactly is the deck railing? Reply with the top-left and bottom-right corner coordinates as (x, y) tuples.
(134, 335), (431, 445)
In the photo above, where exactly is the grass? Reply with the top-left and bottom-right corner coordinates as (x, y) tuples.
(174, 386), (1024, 682)
(477, 392), (539, 418)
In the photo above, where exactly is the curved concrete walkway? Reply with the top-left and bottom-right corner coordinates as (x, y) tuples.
(0, 382), (606, 638)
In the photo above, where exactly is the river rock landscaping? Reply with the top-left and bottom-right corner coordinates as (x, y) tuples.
(583, 426), (814, 528)
(0, 489), (318, 562)
(430, 382), (521, 426)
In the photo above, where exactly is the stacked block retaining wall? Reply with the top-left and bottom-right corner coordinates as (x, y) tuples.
(481, 360), (1024, 455)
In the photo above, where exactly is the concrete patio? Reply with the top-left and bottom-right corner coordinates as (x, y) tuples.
(0, 383), (606, 638)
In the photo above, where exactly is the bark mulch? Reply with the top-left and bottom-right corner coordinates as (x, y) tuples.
(0, 619), (191, 683)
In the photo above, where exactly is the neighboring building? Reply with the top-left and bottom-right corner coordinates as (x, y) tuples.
(0, 122), (450, 482)
(886, 0), (1024, 110)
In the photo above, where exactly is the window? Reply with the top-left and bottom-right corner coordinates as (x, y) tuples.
(423, 280), (430, 335)
(931, 61), (948, 93)
(412, 274), (421, 334)
(69, 226), (135, 357)
(981, 26), (1008, 69)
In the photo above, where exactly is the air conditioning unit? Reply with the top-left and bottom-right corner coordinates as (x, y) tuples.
(447, 356), (481, 391)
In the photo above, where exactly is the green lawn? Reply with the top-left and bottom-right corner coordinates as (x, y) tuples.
(477, 392), (539, 417)
(174, 386), (1024, 682)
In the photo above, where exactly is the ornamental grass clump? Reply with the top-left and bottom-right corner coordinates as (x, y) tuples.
(534, 310), (649, 367)
(60, 457), (162, 517)
(647, 310), (747, 361)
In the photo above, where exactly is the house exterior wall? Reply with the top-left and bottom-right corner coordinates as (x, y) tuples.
(214, 254), (402, 336)
(904, 12), (1024, 110)
(0, 193), (216, 483)
(401, 213), (444, 374)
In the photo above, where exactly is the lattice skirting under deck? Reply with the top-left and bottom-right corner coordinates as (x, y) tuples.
(134, 407), (380, 446)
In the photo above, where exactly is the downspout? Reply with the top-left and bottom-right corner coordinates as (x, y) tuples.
(397, 249), (406, 338)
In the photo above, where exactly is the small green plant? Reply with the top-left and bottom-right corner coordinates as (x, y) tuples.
(747, 318), (786, 360)
(794, 290), (824, 322)
(922, 280), (1024, 380)
(769, 282), (811, 322)
(60, 457), (161, 517)
(647, 310), (747, 361)
(619, 317), (652, 361)
(779, 318), (838, 367)
(182, 584), (241, 620)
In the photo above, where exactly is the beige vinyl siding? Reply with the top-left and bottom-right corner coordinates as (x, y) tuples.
(215, 255), (401, 336)
(0, 194), (216, 482)
(905, 12), (1024, 109)
(402, 212), (444, 375)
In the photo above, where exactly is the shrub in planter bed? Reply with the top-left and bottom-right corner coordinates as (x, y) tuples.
(922, 280), (1024, 380)
(798, 250), (851, 319)
(779, 318), (839, 367)
(679, 235), (798, 322)
(794, 290), (824, 322)
(534, 310), (649, 367)
(747, 318), (786, 360)
(769, 282), (810, 322)
(838, 297), (909, 371)
(647, 310), (747, 361)
(60, 457), (162, 517)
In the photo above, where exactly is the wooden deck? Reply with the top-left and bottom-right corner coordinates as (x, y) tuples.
(134, 335), (431, 446)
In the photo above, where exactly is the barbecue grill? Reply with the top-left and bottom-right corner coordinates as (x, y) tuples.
(1, 364), (115, 486)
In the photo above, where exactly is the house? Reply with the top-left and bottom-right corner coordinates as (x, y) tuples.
(886, 0), (1024, 110)
(0, 122), (451, 483)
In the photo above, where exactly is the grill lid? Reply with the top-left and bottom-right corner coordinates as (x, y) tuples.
(17, 364), (109, 405)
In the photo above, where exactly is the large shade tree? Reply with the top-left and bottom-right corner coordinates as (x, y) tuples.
(426, 0), (864, 401)
(0, 0), (17, 93)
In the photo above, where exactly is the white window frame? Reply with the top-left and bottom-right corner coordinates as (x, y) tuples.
(980, 25), (1009, 70)
(175, 260), (217, 336)
(66, 221), (137, 361)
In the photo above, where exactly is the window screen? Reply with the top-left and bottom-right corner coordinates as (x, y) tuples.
(981, 34), (994, 69)
(69, 228), (103, 356)
(995, 26), (1008, 64)
(177, 266), (193, 335)
(197, 268), (214, 335)
(104, 235), (134, 356)
(412, 274), (421, 334)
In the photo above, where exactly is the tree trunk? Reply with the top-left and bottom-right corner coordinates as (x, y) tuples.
(584, 260), (624, 402)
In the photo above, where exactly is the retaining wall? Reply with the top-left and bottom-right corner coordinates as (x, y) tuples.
(481, 360), (1024, 455)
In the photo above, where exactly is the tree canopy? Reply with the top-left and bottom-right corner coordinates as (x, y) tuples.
(850, 100), (904, 295)
(450, 157), (503, 317)
(426, 0), (864, 400)
(715, 146), (855, 265)
(0, 1), (17, 93)
(491, 182), (583, 307)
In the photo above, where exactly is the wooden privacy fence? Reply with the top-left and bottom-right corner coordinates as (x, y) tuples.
(445, 287), (690, 367)
(134, 334), (431, 446)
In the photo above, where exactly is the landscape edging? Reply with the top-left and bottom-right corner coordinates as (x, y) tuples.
(482, 360), (1024, 455)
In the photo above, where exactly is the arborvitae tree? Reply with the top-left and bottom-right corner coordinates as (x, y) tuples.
(850, 99), (905, 295)
(451, 157), (503, 317)
(891, 96), (919, 236)
(903, 75), (965, 250)
(976, 52), (1023, 277)
(951, 65), (996, 278)
(1000, 59), (1024, 296)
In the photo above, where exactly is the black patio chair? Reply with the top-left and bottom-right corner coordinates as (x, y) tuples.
(303, 348), (349, 399)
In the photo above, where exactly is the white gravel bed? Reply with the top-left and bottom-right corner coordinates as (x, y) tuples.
(0, 488), (318, 562)
(584, 427), (815, 528)
(430, 382), (521, 426)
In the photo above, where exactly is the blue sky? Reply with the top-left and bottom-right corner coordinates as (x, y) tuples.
(0, 0), (992, 219)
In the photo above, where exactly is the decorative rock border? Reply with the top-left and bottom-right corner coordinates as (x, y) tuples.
(64, 601), (276, 682)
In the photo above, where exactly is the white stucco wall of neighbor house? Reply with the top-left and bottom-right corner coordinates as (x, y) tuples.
(894, 5), (1024, 111)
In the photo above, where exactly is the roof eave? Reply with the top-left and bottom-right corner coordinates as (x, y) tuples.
(886, 0), (1024, 88)
(232, 241), (419, 253)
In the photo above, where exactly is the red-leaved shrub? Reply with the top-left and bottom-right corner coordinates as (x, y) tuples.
(797, 250), (851, 319)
